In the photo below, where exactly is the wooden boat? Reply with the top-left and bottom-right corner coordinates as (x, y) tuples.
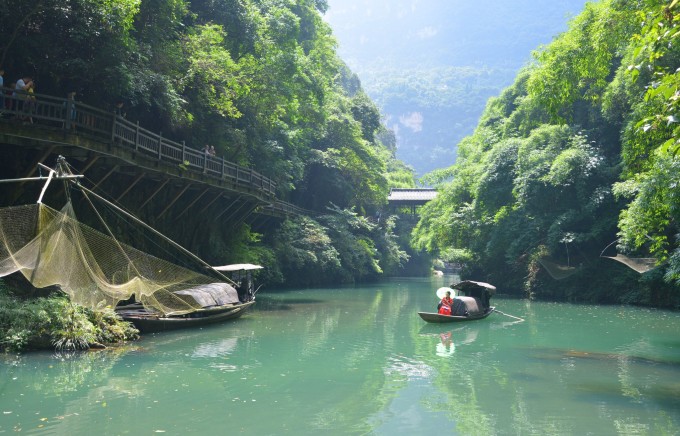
(418, 307), (495, 323)
(419, 280), (496, 323)
(0, 158), (261, 334)
(116, 300), (256, 333)
(116, 264), (262, 333)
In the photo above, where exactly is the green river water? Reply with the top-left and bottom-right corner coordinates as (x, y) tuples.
(1, 276), (680, 435)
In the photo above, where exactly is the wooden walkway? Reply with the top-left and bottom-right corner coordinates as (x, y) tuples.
(0, 87), (306, 221)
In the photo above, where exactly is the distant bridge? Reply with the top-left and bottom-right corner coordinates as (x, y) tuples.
(387, 188), (437, 214)
(0, 87), (306, 229)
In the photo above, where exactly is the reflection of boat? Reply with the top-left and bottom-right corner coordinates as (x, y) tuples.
(0, 157), (259, 334)
(419, 280), (496, 323)
(419, 325), (481, 356)
(436, 332), (455, 356)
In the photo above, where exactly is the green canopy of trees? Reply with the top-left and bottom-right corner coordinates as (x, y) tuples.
(413, 0), (680, 306)
(0, 0), (416, 285)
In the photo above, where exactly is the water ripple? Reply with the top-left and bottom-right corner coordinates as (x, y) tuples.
(385, 355), (432, 379)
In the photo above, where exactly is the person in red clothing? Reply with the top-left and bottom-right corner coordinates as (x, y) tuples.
(438, 290), (454, 315)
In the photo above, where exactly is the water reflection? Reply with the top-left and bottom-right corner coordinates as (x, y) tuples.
(418, 325), (482, 358)
(191, 338), (238, 358)
(436, 332), (455, 356)
(2, 280), (680, 435)
(0, 345), (141, 397)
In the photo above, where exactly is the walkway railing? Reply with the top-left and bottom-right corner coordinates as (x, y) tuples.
(0, 87), (277, 197)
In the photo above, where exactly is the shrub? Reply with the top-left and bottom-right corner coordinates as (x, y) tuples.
(0, 284), (139, 352)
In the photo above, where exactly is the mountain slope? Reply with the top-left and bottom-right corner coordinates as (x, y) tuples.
(326, 0), (589, 176)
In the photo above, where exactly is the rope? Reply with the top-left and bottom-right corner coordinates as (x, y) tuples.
(493, 308), (524, 322)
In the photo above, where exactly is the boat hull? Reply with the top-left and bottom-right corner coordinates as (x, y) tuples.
(418, 307), (495, 323)
(117, 301), (255, 333)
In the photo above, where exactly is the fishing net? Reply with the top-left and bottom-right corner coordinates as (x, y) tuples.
(599, 239), (659, 274)
(538, 253), (658, 277)
(537, 257), (579, 280)
(0, 202), (238, 315)
(601, 254), (658, 274)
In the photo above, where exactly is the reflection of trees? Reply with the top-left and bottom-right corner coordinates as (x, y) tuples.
(289, 288), (413, 433)
(410, 299), (539, 434)
(5, 288), (677, 434)
(246, 286), (414, 433)
(0, 346), (144, 434)
(413, 323), (495, 434)
(1, 346), (139, 397)
(409, 299), (680, 434)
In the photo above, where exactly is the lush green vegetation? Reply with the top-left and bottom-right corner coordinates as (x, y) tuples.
(1, 0), (418, 295)
(413, 0), (680, 307)
(2, 0), (406, 209)
(363, 66), (514, 177)
(0, 284), (139, 352)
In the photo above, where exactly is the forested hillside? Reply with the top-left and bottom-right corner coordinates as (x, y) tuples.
(326, 0), (589, 176)
(0, 0), (417, 286)
(413, 0), (680, 307)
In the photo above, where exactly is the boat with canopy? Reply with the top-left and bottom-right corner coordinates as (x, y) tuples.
(418, 280), (496, 323)
(0, 157), (258, 333)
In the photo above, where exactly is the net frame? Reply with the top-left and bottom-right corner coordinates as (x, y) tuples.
(0, 202), (233, 315)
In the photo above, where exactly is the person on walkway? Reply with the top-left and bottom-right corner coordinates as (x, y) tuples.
(13, 76), (32, 114)
(209, 145), (216, 156)
(14, 77), (32, 94)
(114, 100), (126, 118)
(438, 290), (454, 316)
(25, 80), (36, 123)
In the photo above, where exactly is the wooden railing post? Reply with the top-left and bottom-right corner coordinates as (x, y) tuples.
(182, 141), (186, 163)
(110, 111), (117, 143)
(221, 157), (225, 178)
(203, 151), (208, 174)
(158, 132), (163, 160)
(135, 121), (140, 151)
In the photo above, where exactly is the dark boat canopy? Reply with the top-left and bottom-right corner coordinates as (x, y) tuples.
(452, 280), (496, 295)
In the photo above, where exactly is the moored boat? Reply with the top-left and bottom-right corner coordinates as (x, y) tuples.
(419, 280), (496, 323)
(0, 158), (262, 334)
(116, 265), (262, 333)
(116, 300), (256, 333)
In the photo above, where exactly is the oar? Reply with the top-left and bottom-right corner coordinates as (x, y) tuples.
(493, 308), (524, 322)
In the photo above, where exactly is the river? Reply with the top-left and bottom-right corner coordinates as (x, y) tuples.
(1, 276), (679, 435)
